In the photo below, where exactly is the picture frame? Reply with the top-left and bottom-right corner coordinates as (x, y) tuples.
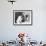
(13, 10), (33, 26)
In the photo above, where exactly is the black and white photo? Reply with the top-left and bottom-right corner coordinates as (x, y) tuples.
(13, 10), (32, 25)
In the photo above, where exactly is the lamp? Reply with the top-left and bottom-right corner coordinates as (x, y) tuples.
(8, 0), (16, 4)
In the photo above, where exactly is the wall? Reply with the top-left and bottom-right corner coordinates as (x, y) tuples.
(0, 0), (46, 42)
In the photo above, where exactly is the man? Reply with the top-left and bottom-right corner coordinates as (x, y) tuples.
(15, 12), (25, 24)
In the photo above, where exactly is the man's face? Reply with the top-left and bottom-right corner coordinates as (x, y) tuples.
(17, 16), (22, 24)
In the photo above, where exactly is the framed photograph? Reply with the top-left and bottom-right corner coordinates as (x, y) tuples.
(13, 10), (33, 25)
